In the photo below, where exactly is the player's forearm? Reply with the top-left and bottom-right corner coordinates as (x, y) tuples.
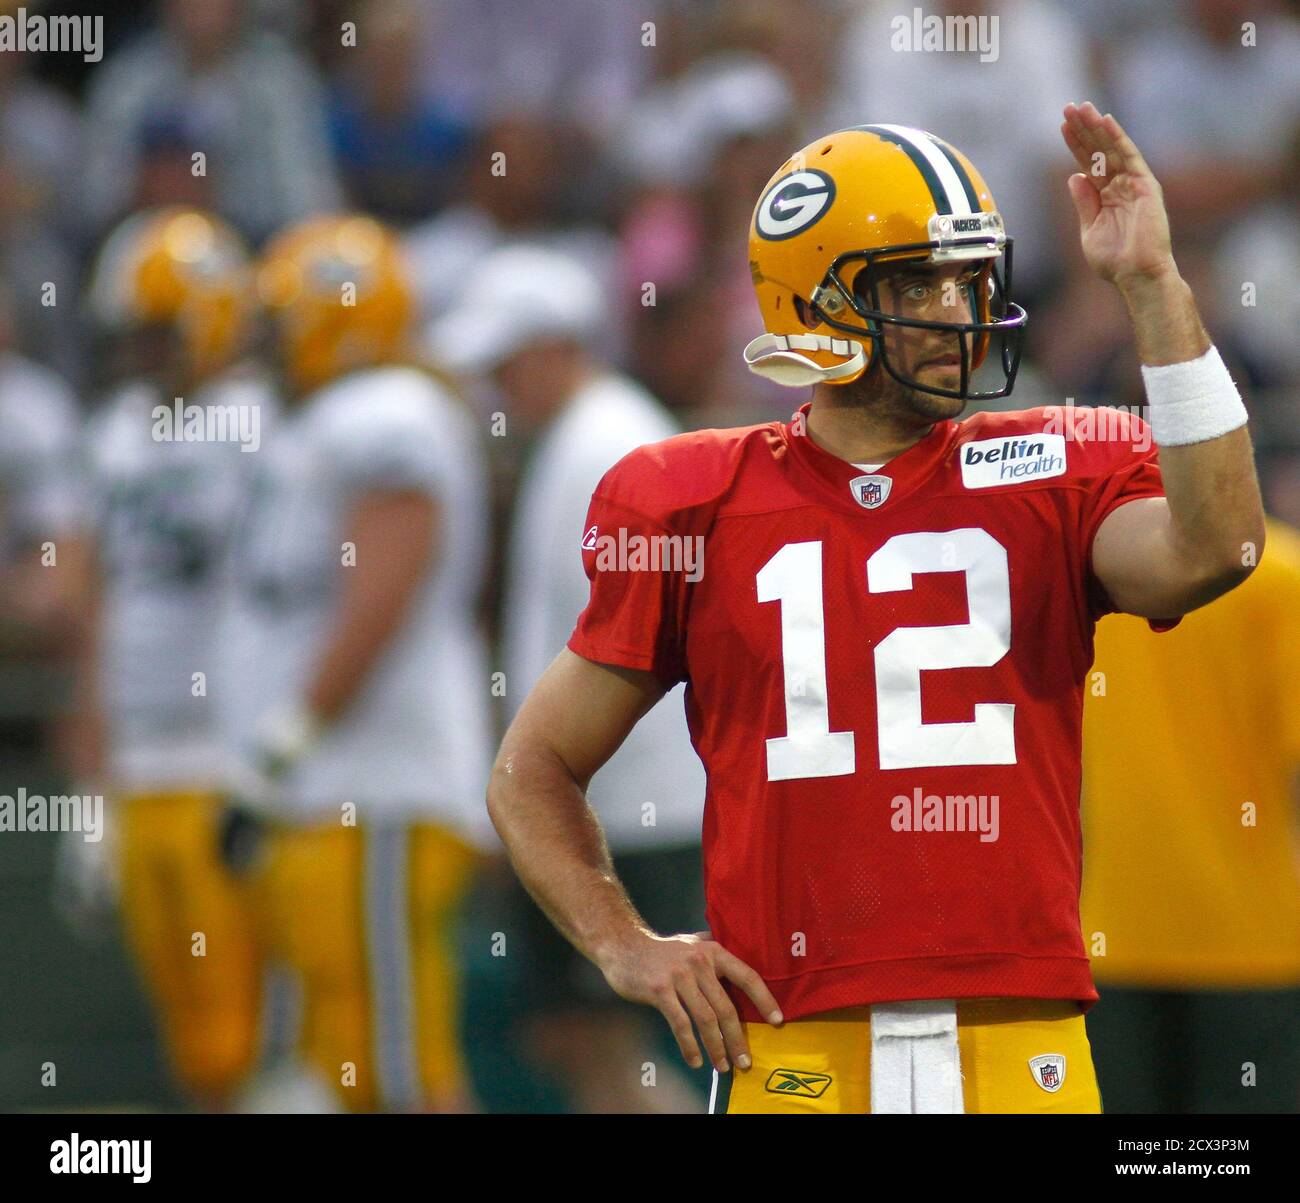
(304, 491), (437, 723)
(1118, 264), (1208, 367)
(487, 737), (650, 965)
(52, 558), (109, 783)
(304, 588), (417, 722)
(1123, 267), (1265, 584)
(57, 655), (110, 785)
(1150, 426), (1265, 592)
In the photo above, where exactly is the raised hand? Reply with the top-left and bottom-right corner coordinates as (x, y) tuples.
(1061, 101), (1175, 290)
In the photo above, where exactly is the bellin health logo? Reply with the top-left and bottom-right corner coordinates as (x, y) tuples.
(959, 433), (1067, 489)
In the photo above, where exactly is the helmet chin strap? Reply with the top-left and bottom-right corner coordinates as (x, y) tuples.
(742, 332), (866, 387)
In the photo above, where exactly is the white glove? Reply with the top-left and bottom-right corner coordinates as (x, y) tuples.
(218, 704), (322, 873)
(53, 806), (119, 936)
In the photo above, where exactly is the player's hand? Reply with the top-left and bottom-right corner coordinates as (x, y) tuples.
(596, 930), (783, 1073)
(1060, 102), (1175, 290)
(53, 810), (119, 937)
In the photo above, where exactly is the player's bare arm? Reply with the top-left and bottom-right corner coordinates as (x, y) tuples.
(1065, 101), (1266, 618)
(304, 487), (438, 721)
(50, 552), (117, 928)
(56, 553), (108, 786)
(488, 649), (782, 1072)
(218, 486), (442, 869)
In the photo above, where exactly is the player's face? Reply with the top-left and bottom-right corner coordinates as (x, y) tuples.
(260, 314), (325, 407)
(846, 260), (982, 423)
(491, 340), (585, 425)
(876, 262), (979, 382)
(109, 321), (193, 397)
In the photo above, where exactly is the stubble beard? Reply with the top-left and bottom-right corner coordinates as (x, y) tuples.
(831, 355), (967, 427)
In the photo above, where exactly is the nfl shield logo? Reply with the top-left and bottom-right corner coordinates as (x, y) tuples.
(1028, 1054), (1066, 1093)
(849, 473), (892, 509)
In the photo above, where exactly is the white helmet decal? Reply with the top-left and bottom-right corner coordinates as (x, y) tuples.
(756, 170), (836, 241)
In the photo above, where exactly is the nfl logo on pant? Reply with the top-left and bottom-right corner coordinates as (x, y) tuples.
(1028, 1054), (1066, 1093)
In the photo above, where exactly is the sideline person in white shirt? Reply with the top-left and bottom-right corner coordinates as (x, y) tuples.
(431, 243), (707, 1113)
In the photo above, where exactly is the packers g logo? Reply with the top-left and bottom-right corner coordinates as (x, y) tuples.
(765, 1068), (833, 1097)
(756, 170), (836, 241)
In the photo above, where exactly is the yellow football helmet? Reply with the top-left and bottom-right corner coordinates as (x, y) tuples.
(256, 215), (414, 395)
(87, 206), (254, 380)
(745, 124), (1026, 399)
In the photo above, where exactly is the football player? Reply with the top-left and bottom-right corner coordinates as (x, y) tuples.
(65, 207), (271, 1109)
(487, 104), (1267, 1113)
(217, 216), (494, 1112)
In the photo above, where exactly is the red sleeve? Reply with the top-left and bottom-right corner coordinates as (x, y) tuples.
(1073, 410), (1177, 626)
(566, 493), (690, 687)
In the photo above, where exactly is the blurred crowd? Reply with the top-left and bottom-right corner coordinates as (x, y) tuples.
(2, 0), (1297, 433)
(1, 0), (1297, 1114)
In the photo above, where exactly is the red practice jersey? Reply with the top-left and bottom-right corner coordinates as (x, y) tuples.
(568, 401), (1171, 1022)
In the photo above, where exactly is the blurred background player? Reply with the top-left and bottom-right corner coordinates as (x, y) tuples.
(0, 284), (87, 655)
(431, 244), (707, 1113)
(217, 215), (494, 1111)
(57, 207), (272, 1110)
(0, 281), (90, 955)
(1080, 517), (1300, 1114)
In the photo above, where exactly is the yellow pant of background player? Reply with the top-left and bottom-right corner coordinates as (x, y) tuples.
(119, 794), (478, 1110)
(118, 791), (263, 1103)
(712, 999), (1101, 1113)
(254, 821), (479, 1111)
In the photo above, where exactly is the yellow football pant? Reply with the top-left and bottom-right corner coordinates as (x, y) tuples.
(118, 791), (262, 1100)
(118, 793), (478, 1110)
(256, 821), (479, 1111)
(715, 998), (1101, 1113)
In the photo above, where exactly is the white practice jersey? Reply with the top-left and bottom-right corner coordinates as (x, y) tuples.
(87, 368), (273, 791)
(503, 372), (704, 851)
(216, 366), (494, 842)
(0, 352), (84, 562)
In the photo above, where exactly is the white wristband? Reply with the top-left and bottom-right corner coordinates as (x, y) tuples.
(1140, 345), (1248, 447)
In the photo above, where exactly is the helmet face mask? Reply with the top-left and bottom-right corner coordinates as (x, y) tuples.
(112, 319), (191, 393)
(814, 238), (1026, 402)
(745, 125), (1028, 402)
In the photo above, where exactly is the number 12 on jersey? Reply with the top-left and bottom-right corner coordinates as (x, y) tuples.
(757, 529), (1016, 780)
